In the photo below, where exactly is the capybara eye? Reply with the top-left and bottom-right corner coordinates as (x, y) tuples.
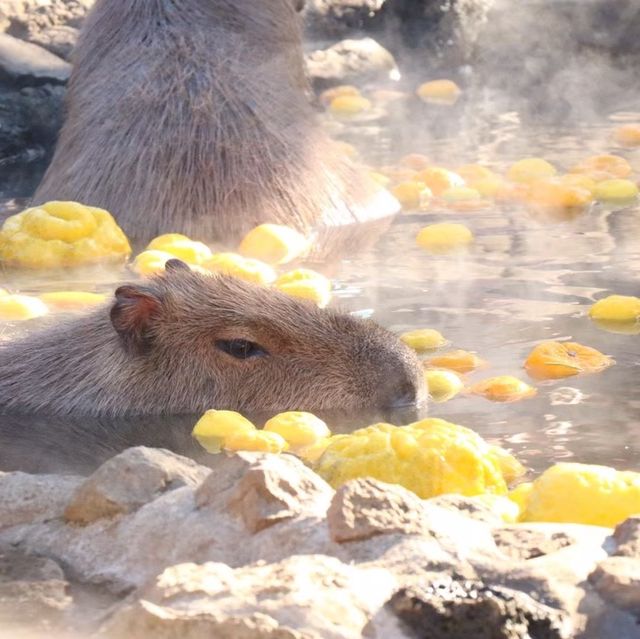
(293, 0), (305, 11)
(215, 339), (268, 360)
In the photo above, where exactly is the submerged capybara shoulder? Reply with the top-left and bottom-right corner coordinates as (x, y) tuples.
(33, 0), (398, 244)
(0, 260), (424, 416)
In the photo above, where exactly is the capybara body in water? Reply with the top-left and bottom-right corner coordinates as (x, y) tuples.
(0, 261), (424, 417)
(32, 0), (398, 242)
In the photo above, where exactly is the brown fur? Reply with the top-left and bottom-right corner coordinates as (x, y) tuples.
(32, 0), (398, 242)
(0, 264), (425, 417)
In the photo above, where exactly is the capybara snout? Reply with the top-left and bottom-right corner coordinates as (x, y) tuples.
(0, 262), (426, 417)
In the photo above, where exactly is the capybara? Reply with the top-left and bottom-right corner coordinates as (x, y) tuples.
(0, 260), (425, 417)
(32, 0), (398, 242)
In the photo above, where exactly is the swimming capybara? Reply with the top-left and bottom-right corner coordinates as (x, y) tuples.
(32, 0), (398, 243)
(0, 260), (425, 417)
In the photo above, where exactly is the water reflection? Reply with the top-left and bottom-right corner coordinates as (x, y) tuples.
(0, 113), (639, 477)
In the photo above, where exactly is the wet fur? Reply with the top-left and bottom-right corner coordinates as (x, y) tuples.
(33, 0), (395, 241)
(0, 268), (424, 417)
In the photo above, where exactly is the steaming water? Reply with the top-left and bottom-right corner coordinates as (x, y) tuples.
(1, 106), (639, 478)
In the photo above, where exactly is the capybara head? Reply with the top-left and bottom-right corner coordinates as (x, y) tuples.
(32, 0), (397, 245)
(0, 260), (425, 417)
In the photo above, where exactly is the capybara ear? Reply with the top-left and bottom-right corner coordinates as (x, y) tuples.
(165, 259), (190, 273)
(110, 285), (163, 355)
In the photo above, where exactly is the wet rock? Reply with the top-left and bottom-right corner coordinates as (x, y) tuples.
(0, 471), (81, 528)
(0, 32), (69, 85)
(305, 37), (398, 88)
(28, 24), (78, 60)
(493, 527), (575, 562)
(0, 549), (71, 626)
(65, 446), (210, 524)
(613, 515), (640, 558)
(100, 555), (396, 639)
(589, 556), (640, 615)
(387, 577), (568, 639)
(327, 478), (429, 542)
(197, 452), (332, 534)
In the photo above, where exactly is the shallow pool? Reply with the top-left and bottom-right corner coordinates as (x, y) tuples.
(1, 100), (639, 477)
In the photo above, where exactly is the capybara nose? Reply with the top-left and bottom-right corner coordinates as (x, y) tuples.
(388, 379), (420, 408)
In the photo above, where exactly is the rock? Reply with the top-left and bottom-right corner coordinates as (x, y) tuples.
(327, 478), (429, 542)
(1, 0), (93, 39)
(303, 0), (386, 37)
(197, 452), (332, 534)
(28, 25), (78, 60)
(387, 577), (568, 639)
(0, 32), (69, 84)
(427, 494), (505, 525)
(0, 471), (81, 529)
(100, 555), (396, 639)
(0, 549), (71, 626)
(613, 515), (640, 558)
(65, 446), (211, 524)
(493, 527), (575, 562)
(305, 37), (398, 88)
(589, 556), (640, 615)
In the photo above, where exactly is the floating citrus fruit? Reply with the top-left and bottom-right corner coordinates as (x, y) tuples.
(524, 341), (613, 380)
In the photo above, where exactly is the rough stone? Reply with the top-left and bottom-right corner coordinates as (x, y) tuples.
(0, 549), (71, 625)
(613, 515), (640, 558)
(493, 527), (575, 562)
(387, 578), (568, 639)
(197, 452), (332, 534)
(327, 478), (429, 542)
(303, 0), (386, 37)
(100, 555), (396, 639)
(0, 471), (81, 529)
(305, 37), (398, 88)
(0, 32), (69, 84)
(64, 446), (210, 524)
(589, 556), (640, 615)
(1, 0), (93, 38)
(28, 24), (78, 60)
(427, 494), (505, 525)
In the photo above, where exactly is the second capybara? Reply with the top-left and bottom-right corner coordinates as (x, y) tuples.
(32, 0), (398, 243)
(0, 260), (425, 417)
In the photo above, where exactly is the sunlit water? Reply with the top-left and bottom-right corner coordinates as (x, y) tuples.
(0, 100), (639, 477)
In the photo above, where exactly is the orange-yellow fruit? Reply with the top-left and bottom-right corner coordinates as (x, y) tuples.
(319, 84), (361, 106)
(469, 375), (537, 403)
(524, 341), (613, 380)
(392, 181), (429, 209)
(426, 349), (485, 374)
(417, 79), (462, 105)
(40, 291), (107, 311)
(570, 154), (632, 180)
(507, 158), (557, 184)
(416, 223), (474, 253)
(329, 95), (372, 116)
(417, 167), (465, 196)
(400, 153), (431, 171)
(614, 124), (640, 147)
(526, 177), (593, 209)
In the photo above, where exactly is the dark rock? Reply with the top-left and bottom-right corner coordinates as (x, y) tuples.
(388, 577), (568, 639)
(493, 527), (575, 562)
(589, 556), (640, 615)
(303, 0), (386, 37)
(0, 32), (70, 85)
(614, 515), (640, 558)
(305, 37), (398, 88)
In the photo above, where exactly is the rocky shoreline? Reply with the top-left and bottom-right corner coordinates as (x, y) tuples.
(1, 447), (640, 638)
